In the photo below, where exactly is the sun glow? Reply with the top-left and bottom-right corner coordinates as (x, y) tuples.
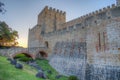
(17, 38), (28, 48)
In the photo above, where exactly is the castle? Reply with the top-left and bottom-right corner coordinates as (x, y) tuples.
(28, 0), (120, 79)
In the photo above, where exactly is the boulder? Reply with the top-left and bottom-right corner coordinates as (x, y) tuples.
(55, 75), (62, 79)
(7, 58), (12, 61)
(26, 61), (30, 64)
(35, 66), (42, 70)
(29, 63), (43, 70)
(30, 60), (35, 63)
(10, 59), (17, 65)
(36, 70), (47, 79)
(47, 70), (52, 74)
(15, 63), (23, 69)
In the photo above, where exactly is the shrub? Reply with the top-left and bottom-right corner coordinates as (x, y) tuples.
(19, 57), (32, 62)
(14, 53), (33, 62)
(68, 75), (78, 80)
(14, 54), (26, 59)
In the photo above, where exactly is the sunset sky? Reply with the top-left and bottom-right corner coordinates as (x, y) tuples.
(0, 0), (116, 48)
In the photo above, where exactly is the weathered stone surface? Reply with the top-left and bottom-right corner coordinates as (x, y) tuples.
(85, 64), (120, 80)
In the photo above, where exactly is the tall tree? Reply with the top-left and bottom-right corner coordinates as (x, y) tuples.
(0, 1), (6, 14)
(0, 1), (18, 47)
(0, 22), (19, 47)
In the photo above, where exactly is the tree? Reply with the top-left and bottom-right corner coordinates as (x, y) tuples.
(0, 22), (19, 47)
(0, 1), (6, 14)
(0, 22), (10, 46)
(10, 30), (19, 46)
(0, 2), (18, 47)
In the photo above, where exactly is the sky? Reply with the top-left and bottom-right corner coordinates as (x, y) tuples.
(0, 0), (116, 48)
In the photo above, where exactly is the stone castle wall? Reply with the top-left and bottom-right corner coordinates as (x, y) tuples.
(28, 2), (120, 79)
(28, 4), (120, 58)
(117, 0), (120, 6)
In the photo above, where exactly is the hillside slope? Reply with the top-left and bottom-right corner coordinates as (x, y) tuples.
(0, 56), (42, 80)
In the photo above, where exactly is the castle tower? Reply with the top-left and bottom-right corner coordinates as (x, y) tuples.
(37, 6), (66, 34)
(117, 0), (120, 6)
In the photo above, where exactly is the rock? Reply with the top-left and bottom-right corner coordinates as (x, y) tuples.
(43, 73), (47, 79)
(30, 60), (35, 63)
(36, 70), (47, 79)
(30, 63), (38, 67)
(55, 75), (62, 79)
(47, 70), (52, 74)
(10, 59), (17, 65)
(29, 62), (43, 70)
(35, 66), (42, 70)
(26, 61), (30, 64)
(7, 58), (12, 61)
(15, 63), (23, 69)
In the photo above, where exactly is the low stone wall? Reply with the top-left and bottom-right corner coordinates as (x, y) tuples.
(0, 48), (27, 57)
(0, 49), (9, 57)
(0, 47), (47, 59)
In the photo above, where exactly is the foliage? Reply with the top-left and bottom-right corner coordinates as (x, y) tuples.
(68, 75), (78, 80)
(0, 22), (18, 47)
(14, 53), (26, 59)
(0, 1), (6, 14)
(14, 53), (32, 62)
(0, 46), (11, 49)
(19, 57), (33, 62)
(0, 56), (41, 80)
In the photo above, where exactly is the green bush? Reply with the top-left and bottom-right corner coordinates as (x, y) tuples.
(14, 54), (26, 59)
(68, 75), (78, 80)
(19, 57), (32, 62)
(14, 53), (33, 62)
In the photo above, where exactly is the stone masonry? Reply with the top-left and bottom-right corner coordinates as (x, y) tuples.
(28, 0), (120, 79)
(28, 1), (120, 60)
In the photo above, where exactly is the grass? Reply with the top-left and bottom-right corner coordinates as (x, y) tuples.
(36, 59), (68, 80)
(0, 56), (42, 80)
(0, 56), (68, 80)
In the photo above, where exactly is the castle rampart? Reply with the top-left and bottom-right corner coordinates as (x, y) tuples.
(40, 4), (120, 37)
(28, 1), (120, 79)
(28, 4), (120, 51)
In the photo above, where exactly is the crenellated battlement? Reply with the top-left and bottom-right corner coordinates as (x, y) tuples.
(37, 6), (66, 33)
(50, 7), (66, 15)
(36, 3), (120, 38)
(41, 4), (120, 37)
(42, 6), (66, 16)
(81, 4), (116, 18)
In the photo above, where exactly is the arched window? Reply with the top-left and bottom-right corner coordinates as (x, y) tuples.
(45, 41), (49, 48)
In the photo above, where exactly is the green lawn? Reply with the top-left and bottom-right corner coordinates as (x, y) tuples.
(0, 56), (42, 80)
(0, 56), (68, 80)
